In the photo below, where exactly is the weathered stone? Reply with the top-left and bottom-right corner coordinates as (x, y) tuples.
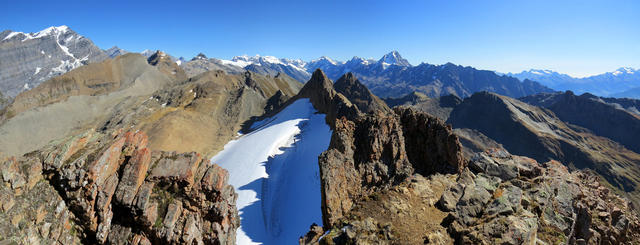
(0, 131), (239, 245)
(201, 164), (228, 192)
(134, 182), (154, 212)
(162, 200), (183, 241)
(455, 184), (492, 224)
(114, 147), (151, 206)
(149, 152), (202, 189)
(88, 136), (126, 187)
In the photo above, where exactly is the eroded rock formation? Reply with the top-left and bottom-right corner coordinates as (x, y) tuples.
(0, 130), (239, 244)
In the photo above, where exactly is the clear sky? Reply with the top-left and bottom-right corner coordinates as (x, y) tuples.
(1, 0), (638, 77)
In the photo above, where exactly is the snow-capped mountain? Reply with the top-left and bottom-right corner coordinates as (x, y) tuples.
(304, 51), (550, 98)
(509, 67), (640, 98)
(0, 25), (108, 98)
(220, 55), (311, 82)
(377, 50), (411, 69)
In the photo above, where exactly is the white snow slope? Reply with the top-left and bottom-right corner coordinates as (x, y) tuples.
(210, 98), (331, 244)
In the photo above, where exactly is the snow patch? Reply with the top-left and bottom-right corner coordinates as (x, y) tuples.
(2, 31), (23, 41)
(34, 67), (41, 75)
(210, 99), (331, 244)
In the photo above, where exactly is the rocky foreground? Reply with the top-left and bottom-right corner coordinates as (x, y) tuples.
(0, 130), (238, 244)
(1, 67), (639, 244)
(299, 70), (640, 244)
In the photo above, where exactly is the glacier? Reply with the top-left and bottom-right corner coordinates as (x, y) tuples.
(210, 99), (331, 244)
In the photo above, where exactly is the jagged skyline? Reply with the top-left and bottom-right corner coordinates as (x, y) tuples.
(3, 0), (639, 77)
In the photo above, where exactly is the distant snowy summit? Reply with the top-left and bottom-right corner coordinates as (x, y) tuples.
(509, 67), (640, 97)
(0, 25), (108, 98)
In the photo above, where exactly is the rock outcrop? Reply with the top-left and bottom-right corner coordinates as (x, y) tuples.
(293, 69), (360, 127)
(441, 149), (640, 244)
(0, 130), (239, 244)
(316, 106), (465, 228)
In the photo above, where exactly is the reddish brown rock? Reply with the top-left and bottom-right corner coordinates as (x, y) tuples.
(114, 147), (151, 206)
(1, 130), (239, 244)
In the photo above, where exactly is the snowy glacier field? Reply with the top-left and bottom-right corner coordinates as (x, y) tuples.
(210, 99), (331, 244)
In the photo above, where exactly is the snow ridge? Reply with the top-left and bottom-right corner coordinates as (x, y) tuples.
(210, 99), (331, 244)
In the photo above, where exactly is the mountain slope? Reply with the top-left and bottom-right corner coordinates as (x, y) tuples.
(520, 91), (640, 154)
(613, 86), (640, 99)
(383, 92), (462, 121)
(0, 26), (108, 98)
(0, 53), (303, 159)
(448, 92), (640, 204)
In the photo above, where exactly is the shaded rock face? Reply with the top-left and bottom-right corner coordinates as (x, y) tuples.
(0, 130), (239, 244)
(520, 91), (640, 154)
(448, 91), (640, 205)
(317, 105), (464, 228)
(395, 107), (465, 175)
(294, 69), (360, 127)
(0, 26), (108, 98)
(440, 149), (640, 244)
(333, 72), (391, 114)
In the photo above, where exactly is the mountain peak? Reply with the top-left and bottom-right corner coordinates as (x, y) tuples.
(313, 56), (338, 65)
(192, 52), (208, 61)
(612, 67), (637, 76)
(2, 25), (74, 42)
(378, 51), (410, 68)
(334, 72), (391, 113)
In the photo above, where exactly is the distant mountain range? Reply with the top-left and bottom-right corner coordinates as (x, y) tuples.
(508, 68), (640, 98)
(171, 50), (553, 99)
(3, 25), (638, 105)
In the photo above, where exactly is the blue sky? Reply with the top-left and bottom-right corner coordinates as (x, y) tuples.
(1, 0), (638, 77)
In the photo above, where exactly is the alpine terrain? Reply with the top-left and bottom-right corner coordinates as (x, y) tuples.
(0, 22), (639, 245)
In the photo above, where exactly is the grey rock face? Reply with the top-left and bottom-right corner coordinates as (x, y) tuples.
(0, 26), (108, 98)
(104, 46), (128, 58)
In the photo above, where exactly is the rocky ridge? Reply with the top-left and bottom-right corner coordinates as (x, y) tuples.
(298, 71), (639, 244)
(1, 130), (239, 244)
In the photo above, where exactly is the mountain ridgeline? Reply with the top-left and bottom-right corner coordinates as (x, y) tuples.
(1, 25), (640, 244)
